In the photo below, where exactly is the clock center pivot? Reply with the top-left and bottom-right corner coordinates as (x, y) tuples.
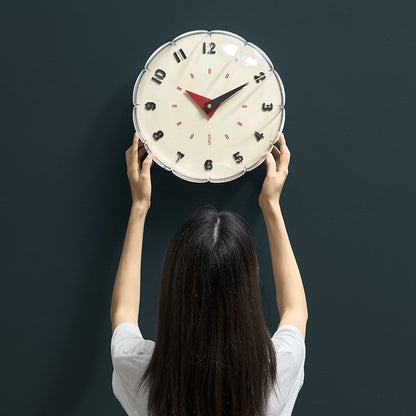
(185, 90), (219, 118)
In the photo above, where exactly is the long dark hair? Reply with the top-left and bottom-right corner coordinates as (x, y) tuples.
(137, 205), (277, 415)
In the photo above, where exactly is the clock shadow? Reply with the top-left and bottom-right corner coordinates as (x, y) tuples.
(149, 151), (267, 229)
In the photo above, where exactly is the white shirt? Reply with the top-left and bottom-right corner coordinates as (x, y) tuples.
(111, 323), (305, 415)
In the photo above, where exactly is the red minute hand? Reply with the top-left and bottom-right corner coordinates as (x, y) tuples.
(185, 90), (220, 117)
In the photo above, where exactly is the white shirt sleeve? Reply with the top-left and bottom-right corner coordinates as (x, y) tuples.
(111, 322), (155, 412)
(271, 324), (306, 404)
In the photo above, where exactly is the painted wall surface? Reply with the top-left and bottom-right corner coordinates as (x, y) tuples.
(1, 1), (414, 415)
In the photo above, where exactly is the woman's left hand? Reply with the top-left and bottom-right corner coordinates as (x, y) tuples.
(125, 132), (154, 210)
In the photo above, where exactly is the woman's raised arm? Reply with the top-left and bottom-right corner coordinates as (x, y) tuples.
(110, 133), (154, 334)
(259, 133), (308, 339)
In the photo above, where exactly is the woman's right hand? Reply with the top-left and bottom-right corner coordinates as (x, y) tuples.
(258, 132), (291, 210)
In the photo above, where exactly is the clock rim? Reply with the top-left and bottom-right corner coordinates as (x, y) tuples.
(132, 29), (286, 183)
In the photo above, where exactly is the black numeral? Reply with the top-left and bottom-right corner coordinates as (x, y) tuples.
(254, 131), (264, 141)
(262, 103), (273, 111)
(202, 42), (216, 54)
(173, 49), (187, 63)
(233, 151), (243, 164)
(204, 159), (213, 170)
(151, 69), (166, 85)
(254, 72), (266, 83)
(145, 102), (156, 110)
(176, 151), (185, 162)
(153, 130), (164, 140)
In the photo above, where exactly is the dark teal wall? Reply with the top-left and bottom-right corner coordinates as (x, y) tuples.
(1, 1), (414, 415)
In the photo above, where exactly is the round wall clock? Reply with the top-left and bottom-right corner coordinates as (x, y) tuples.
(132, 29), (285, 183)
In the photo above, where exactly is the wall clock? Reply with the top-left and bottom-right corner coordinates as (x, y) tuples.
(132, 29), (285, 183)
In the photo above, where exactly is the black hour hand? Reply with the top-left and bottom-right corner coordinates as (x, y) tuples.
(204, 82), (249, 114)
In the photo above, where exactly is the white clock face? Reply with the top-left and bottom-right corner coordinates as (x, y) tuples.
(132, 29), (285, 183)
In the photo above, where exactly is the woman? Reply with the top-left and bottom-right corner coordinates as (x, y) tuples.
(110, 132), (308, 416)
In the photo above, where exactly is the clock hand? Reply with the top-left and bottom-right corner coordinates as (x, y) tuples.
(185, 90), (220, 117)
(203, 82), (249, 116)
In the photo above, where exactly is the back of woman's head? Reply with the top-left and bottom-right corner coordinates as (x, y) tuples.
(138, 205), (277, 416)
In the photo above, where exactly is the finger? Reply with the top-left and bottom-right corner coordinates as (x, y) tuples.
(276, 132), (289, 154)
(276, 133), (290, 171)
(141, 153), (154, 176)
(129, 132), (139, 154)
(133, 132), (139, 146)
(137, 147), (147, 171)
(126, 132), (138, 153)
(129, 133), (139, 165)
(264, 150), (277, 176)
(271, 145), (281, 159)
(138, 147), (147, 158)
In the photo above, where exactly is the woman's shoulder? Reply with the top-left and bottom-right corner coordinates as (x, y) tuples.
(269, 324), (306, 405)
(271, 324), (306, 355)
(111, 322), (155, 361)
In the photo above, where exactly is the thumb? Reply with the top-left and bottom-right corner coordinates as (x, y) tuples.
(131, 133), (139, 164)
